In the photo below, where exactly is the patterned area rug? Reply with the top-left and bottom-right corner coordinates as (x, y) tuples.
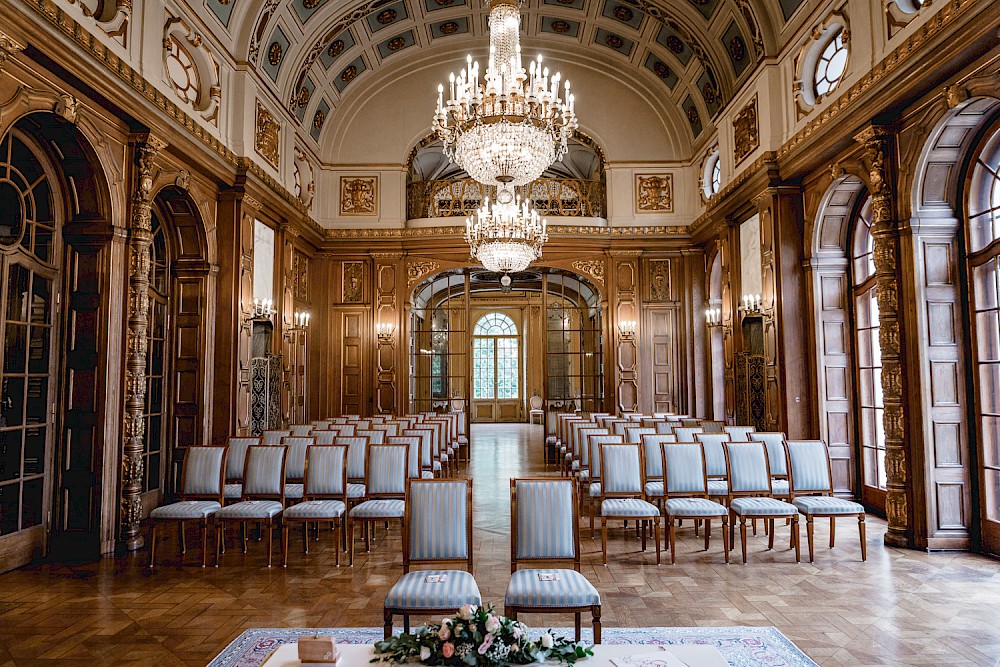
(208, 626), (817, 667)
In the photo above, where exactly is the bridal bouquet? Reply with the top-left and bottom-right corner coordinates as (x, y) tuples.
(373, 604), (592, 667)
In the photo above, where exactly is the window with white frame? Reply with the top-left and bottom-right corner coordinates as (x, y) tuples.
(796, 20), (850, 110)
(702, 150), (721, 199)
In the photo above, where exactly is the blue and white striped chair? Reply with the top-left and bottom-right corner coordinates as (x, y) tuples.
(403, 429), (435, 478)
(289, 424), (314, 437)
(149, 446), (228, 569)
(724, 442), (800, 564)
(215, 445), (288, 568)
(750, 432), (790, 499)
(654, 421), (675, 435)
(696, 432), (731, 502)
(639, 434), (676, 509)
(626, 427), (656, 444)
(384, 479), (479, 638)
(311, 420), (334, 430)
(674, 427), (703, 443)
(261, 429), (291, 445)
(389, 435), (430, 479)
(337, 435), (369, 502)
(598, 443), (661, 565)
(224, 437), (259, 501)
(661, 443), (729, 564)
(281, 436), (314, 501)
(282, 444), (348, 567)
(347, 443), (409, 564)
(506, 478), (601, 643)
(724, 425), (756, 441)
(313, 430), (338, 445)
(787, 440), (866, 562)
(699, 420), (726, 433)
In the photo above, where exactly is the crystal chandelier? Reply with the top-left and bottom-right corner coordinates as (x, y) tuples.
(432, 0), (578, 187)
(465, 187), (548, 274)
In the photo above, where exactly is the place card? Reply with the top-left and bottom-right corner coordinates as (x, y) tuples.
(610, 650), (688, 667)
(537, 572), (560, 582)
(424, 574), (449, 583)
(298, 636), (340, 666)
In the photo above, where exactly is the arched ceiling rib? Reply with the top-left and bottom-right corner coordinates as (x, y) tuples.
(229, 0), (793, 159)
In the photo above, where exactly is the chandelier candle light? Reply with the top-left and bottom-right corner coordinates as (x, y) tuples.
(432, 0), (578, 187)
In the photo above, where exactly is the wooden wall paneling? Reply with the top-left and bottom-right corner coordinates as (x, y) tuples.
(685, 252), (707, 418)
(279, 226), (294, 425)
(310, 254), (333, 419)
(755, 192), (782, 433)
(372, 253), (404, 415)
(235, 209), (256, 434)
(331, 307), (370, 416)
(721, 223), (738, 425)
(609, 251), (641, 413)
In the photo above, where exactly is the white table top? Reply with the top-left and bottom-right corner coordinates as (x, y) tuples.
(262, 641), (727, 667)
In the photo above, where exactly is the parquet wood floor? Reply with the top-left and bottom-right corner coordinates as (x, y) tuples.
(1, 424), (999, 666)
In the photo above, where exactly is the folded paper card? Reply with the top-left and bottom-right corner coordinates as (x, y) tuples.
(537, 572), (560, 581)
(609, 650), (690, 667)
(424, 574), (449, 583)
(298, 636), (340, 666)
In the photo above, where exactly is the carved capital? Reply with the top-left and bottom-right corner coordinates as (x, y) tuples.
(0, 32), (26, 76)
(132, 135), (167, 203)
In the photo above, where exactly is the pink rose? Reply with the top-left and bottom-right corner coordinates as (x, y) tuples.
(438, 626), (451, 641)
(442, 642), (455, 659)
(477, 633), (494, 655)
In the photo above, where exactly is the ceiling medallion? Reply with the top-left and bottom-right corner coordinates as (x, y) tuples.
(550, 19), (571, 33)
(298, 86), (311, 106)
(328, 39), (345, 57)
(687, 106), (700, 127)
(439, 21), (460, 34)
(702, 82), (716, 104)
(604, 34), (624, 49)
(431, 0), (578, 187)
(729, 35), (746, 62)
(267, 42), (282, 66)
(612, 6), (633, 21)
(665, 35), (684, 53)
(313, 109), (326, 129)
(377, 9), (397, 24)
(387, 36), (407, 51)
(303, 0), (321, 9)
(652, 61), (670, 78)
(341, 65), (358, 82)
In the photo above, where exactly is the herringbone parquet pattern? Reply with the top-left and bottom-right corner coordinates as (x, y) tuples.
(0, 424), (999, 666)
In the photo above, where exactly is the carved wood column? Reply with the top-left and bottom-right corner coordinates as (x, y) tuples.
(608, 250), (641, 413)
(0, 32), (25, 77)
(372, 252), (404, 415)
(855, 125), (911, 547)
(120, 135), (166, 551)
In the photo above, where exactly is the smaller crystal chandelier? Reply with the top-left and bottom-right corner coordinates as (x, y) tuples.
(465, 187), (548, 274)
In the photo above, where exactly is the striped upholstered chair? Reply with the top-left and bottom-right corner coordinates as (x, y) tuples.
(281, 444), (348, 567)
(505, 478), (601, 643)
(660, 443), (729, 564)
(750, 432), (790, 500)
(215, 445), (288, 567)
(337, 435), (369, 502)
(383, 479), (479, 638)
(598, 443), (661, 565)
(724, 441), (800, 564)
(674, 427), (703, 443)
(639, 433), (676, 510)
(224, 437), (259, 501)
(389, 435), (431, 479)
(724, 425), (756, 441)
(347, 443), (409, 564)
(786, 440), (866, 562)
(281, 436), (314, 501)
(261, 429), (292, 445)
(696, 432), (731, 503)
(148, 446), (228, 569)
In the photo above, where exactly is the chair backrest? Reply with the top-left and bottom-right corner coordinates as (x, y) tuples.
(289, 424), (313, 437)
(654, 421), (675, 435)
(365, 443), (409, 497)
(330, 417), (348, 425)
(388, 435), (423, 479)
(626, 427), (656, 443)
(242, 445), (287, 500)
(529, 395), (543, 410)
(725, 425), (756, 442)
(281, 436), (314, 480)
(357, 428), (385, 445)
(510, 478), (579, 568)
(674, 426), (703, 443)
(661, 443), (709, 496)
(372, 423), (399, 437)
(303, 444), (348, 498)
(403, 429), (433, 469)
(724, 441), (772, 495)
(560, 415), (584, 444)
(640, 434), (675, 480)
(699, 420), (725, 433)
(600, 443), (644, 496)
(312, 430), (338, 445)
(409, 424), (438, 457)
(641, 417), (662, 428)
(569, 421), (592, 457)
(337, 436), (369, 480)
(786, 440), (834, 494)
(261, 429), (291, 445)
(311, 420), (334, 430)
(681, 418), (701, 428)
(750, 432), (788, 476)
(225, 437), (259, 480)
(405, 479), (473, 571)
(627, 413), (646, 422)
(353, 420), (371, 429)
(696, 432), (731, 478)
(450, 398), (465, 412)
(180, 446), (227, 499)
(666, 414), (685, 422)
(578, 428), (608, 466)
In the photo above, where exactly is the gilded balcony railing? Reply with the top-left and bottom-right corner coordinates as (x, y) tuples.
(407, 178), (607, 220)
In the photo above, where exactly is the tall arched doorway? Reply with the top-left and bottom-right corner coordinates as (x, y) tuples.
(472, 312), (521, 422)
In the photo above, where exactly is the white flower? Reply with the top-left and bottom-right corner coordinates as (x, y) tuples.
(420, 646), (432, 662)
(442, 618), (453, 627)
(540, 633), (553, 649)
(485, 615), (501, 634)
(458, 604), (476, 620)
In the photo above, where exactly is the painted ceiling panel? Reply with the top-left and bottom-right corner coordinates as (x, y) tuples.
(655, 25), (693, 67)
(594, 27), (634, 58)
(720, 20), (750, 76)
(540, 16), (581, 38)
(682, 95), (702, 138)
(205, 0), (235, 29)
(542, 0), (587, 10)
(334, 55), (368, 92)
(292, 0), (331, 26)
(779, 0), (805, 20)
(262, 25), (290, 81)
(601, 0), (645, 31)
(366, 1), (409, 34)
(311, 98), (331, 140)
(686, 0), (720, 21)
(320, 30), (357, 70)
(696, 70), (721, 116)
(423, 0), (467, 12)
(643, 52), (677, 89)
(377, 29), (417, 59)
(295, 75), (317, 121)
(429, 17), (470, 39)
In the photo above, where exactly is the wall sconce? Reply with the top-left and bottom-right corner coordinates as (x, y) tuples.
(705, 307), (722, 328)
(376, 322), (395, 343)
(618, 320), (637, 339)
(741, 293), (762, 315)
(291, 310), (311, 331)
(252, 298), (277, 319)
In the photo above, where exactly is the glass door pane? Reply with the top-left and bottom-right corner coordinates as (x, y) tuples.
(496, 337), (519, 399)
(473, 338), (495, 400)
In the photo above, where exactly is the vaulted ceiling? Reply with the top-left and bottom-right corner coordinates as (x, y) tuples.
(217, 0), (806, 160)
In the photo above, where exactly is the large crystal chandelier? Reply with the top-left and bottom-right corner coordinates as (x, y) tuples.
(465, 187), (548, 274)
(432, 0), (578, 187)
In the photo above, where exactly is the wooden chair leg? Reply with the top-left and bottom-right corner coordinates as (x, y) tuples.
(384, 609), (393, 639)
(767, 518), (775, 550)
(740, 517), (748, 564)
(574, 613), (581, 642)
(601, 517), (608, 565)
(241, 521), (248, 554)
(654, 518), (661, 565)
(148, 523), (157, 569)
(792, 516), (800, 562)
(722, 516), (730, 563)
(266, 524), (273, 568)
(179, 522), (187, 554)
(729, 510), (736, 550)
(704, 519), (711, 551)
(668, 516), (676, 564)
(216, 522), (223, 567)
(283, 526), (290, 568)
(806, 516), (815, 563)
(640, 520), (647, 552)
(201, 521), (208, 568)
(830, 516), (836, 548)
(592, 606), (602, 644)
(335, 519), (341, 567)
(859, 514), (867, 561)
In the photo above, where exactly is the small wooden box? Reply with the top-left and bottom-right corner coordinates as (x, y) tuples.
(298, 636), (340, 665)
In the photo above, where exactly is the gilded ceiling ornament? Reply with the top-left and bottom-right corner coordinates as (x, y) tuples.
(255, 100), (280, 168)
(635, 174), (673, 213)
(387, 36), (406, 51)
(439, 21), (460, 34)
(733, 95), (759, 165)
(328, 39), (345, 58)
(267, 41), (282, 66)
(340, 176), (378, 215)
(701, 82), (717, 104)
(303, 0), (321, 8)
(341, 65), (357, 82)
(313, 109), (326, 130)
(571, 259), (605, 284)
(407, 260), (441, 285)
(729, 35), (746, 62)
(376, 9), (397, 24)
(605, 34), (624, 49)
(665, 35), (684, 53)
(612, 6), (634, 21)
(297, 86), (311, 107)
(551, 20), (571, 34)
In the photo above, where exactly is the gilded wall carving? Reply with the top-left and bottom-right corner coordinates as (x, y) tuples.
(407, 259), (440, 285)
(0, 32), (25, 76)
(634, 174), (673, 213)
(733, 95), (759, 165)
(648, 259), (671, 302)
(343, 261), (365, 303)
(255, 100), (280, 168)
(571, 259), (605, 284)
(292, 250), (309, 301)
(340, 176), (378, 215)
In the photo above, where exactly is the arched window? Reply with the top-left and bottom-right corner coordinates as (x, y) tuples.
(474, 312), (517, 336)
(473, 312), (519, 403)
(967, 124), (1000, 528)
(142, 212), (170, 496)
(813, 28), (848, 98)
(702, 150), (721, 199)
(851, 195), (886, 497)
(796, 20), (850, 109)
